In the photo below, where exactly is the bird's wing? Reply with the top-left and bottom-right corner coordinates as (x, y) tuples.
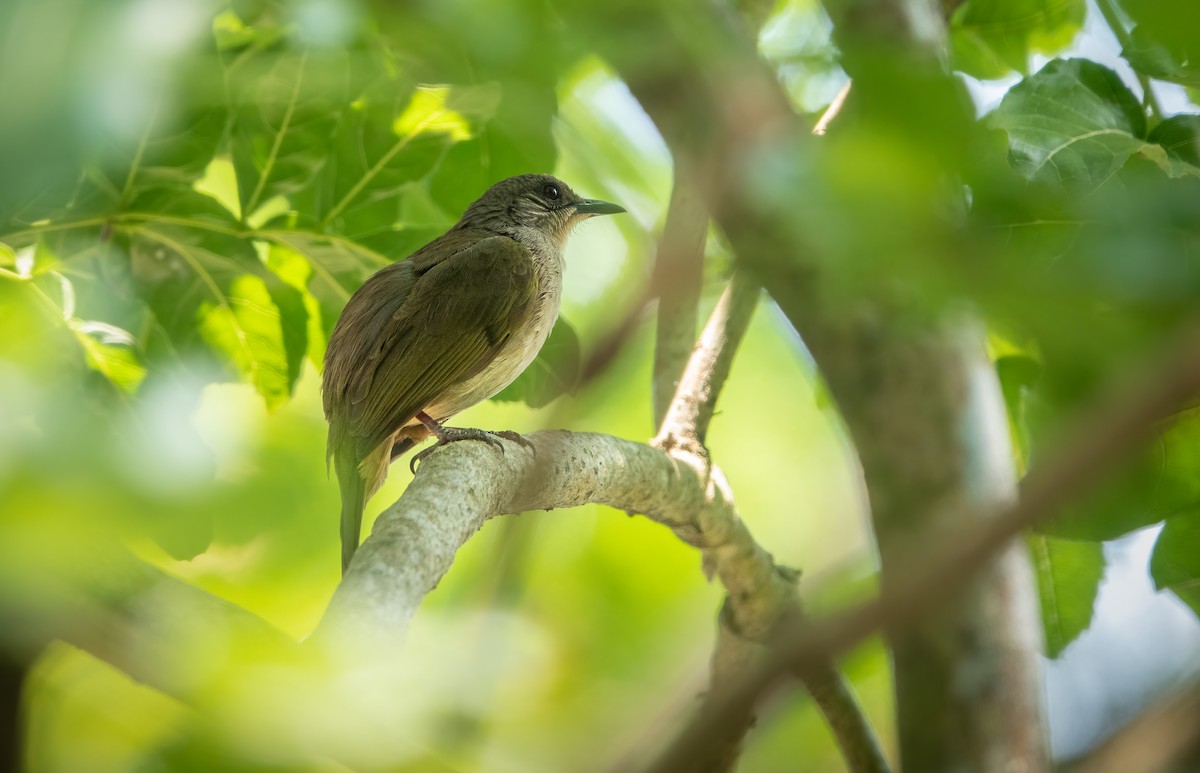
(339, 235), (537, 457)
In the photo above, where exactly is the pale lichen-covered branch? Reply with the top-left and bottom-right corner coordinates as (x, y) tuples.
(319, 430), (784, 645)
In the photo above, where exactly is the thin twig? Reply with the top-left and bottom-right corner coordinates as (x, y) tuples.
(655, 272), (759, 453)
(653, 159), (708, 428)
(642, 320), (1200, 773)
(813, 82), (852, 136)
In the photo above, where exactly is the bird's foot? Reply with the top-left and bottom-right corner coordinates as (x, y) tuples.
(409, 426), (533, 473)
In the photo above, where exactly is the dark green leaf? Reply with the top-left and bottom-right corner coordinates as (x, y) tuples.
(85, 44), (229, 207)
(989, 58), (1149, 190)
(1150, 511), (1200, 616)
(1030, 534), (1105, 657)
(1117, 0), (1200, 87)
(494, 316), (582, 408)
(1148, 115), (1200, 167)
(229, 48), (347, 220)
(1122, 25), (1200, 87)
(950, 0), (1085, 79)
(1044, 413), (1200, 540)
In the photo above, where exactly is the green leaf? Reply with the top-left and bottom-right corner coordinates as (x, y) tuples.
(260, 230), (389, 344)
(1044, 413), (1200, 540)
(989, 58), (1148, 190)
(1148, 115), (1200, 168)
(193, 273), (291, 406)
(995, 354), (1041, 465)
(123, 191), (306, 408)
(1029, 534), (1105, 658)
(1121, 24), (1200, 87)
(494, 316), (582, 408)
(951, 0), (1086, 79)
(229, 48), (347, 220)
(308, 82), (501, 252)
(86, 48), (229, 207)
(70, 321), (147, 394)
(1150, 512), (1200, 617)
(1116, 0), (1200, 87)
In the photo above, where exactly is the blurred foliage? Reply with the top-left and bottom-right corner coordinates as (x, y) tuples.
(1117, 0), (1200, 87)
(1, 0), (1200, 770)
(1151, 508), (1200, 615)
(950, 0), (1086, 79)
(1029, 535), (1106, 658)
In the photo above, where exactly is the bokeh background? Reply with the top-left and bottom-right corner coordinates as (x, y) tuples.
(2, 0), (1199, 770)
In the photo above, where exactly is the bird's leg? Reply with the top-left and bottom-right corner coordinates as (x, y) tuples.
(410, 411), (534, 472)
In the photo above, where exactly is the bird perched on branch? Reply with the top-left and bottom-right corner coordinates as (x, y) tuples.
(322, 174), (624, 574)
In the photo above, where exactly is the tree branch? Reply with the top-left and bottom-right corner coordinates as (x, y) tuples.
(1072, 679), (1200, 773)
(646, 270), (888, 773)
(654, 272), (762, 773)
(320, 431), (776, 642)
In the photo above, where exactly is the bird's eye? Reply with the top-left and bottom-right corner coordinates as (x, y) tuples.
(542, 183), (561, 201)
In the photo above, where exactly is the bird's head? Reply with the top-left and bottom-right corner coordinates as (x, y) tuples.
(458, 174), (625, 248)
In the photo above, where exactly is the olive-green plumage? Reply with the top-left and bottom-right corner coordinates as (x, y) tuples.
(322, 174), (624, 574)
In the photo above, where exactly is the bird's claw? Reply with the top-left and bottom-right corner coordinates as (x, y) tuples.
(492, 430), (536, 456)
(409, 427), (533, 474)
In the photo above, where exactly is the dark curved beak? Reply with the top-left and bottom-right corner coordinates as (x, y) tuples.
(573, 198), (626, 216)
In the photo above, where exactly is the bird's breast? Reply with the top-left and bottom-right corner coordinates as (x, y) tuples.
(422, 253), (562, 420)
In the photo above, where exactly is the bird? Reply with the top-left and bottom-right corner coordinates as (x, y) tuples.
(322, 174), (625, 575)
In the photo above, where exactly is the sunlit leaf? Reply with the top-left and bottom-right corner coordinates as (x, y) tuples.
(1030, 535), (1105, 657)
(194, 274), (291, 407)
(70, 320), (147, 393)
(1150, 511), (1200, 617)
(260, 230), (388, 344)
(395, 86), (490, 142)
(951, 0), (1086, 79)
(995, 353), (1041, 465)
(310, 82), (502, 253)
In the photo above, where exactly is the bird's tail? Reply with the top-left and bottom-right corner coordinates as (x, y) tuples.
(335, 447), (367, 576)
(335, 431), (425, 575)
